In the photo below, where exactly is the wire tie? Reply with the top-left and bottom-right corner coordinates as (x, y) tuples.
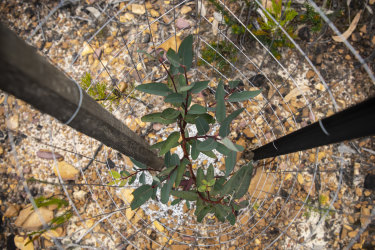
(64, 80), (83, 125)
(319, 119), (330, 136)
(272, 141), (278, 151)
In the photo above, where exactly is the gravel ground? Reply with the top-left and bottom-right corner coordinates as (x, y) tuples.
(0, 0), (375, 249)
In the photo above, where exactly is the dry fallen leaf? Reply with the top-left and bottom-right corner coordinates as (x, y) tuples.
(15, 205), (53, 230)
(53, 161), (79, 180)
(14, 235), (34, 250)
(332, 10), (362, 42)
(284, 85), (310, 103)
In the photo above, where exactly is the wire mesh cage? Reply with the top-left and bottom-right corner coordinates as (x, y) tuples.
(1, 0), (375, 249)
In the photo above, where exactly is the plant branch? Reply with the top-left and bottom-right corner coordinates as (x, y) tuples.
(159, 58), (178, 93)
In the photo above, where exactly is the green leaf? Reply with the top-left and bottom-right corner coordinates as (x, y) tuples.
(198, 113), (215, 124)
(221, 137), (242, 152)
(137, 49), (155, 60)
(130, 185), (153, 209)
(196, 167), (204, 188)
(214, 204), (228, 222)
(175, 158), (189, 188)
(110, 170), (121, 179)
(171, 199), (181, 205)
(186, 200), (191, 209)
(136, 83), (172, 96)
(195, 117), (210, 135)
(215, 80), (226, 122)
(219, 108), (244, 138)
(188, 104), (207, 115)
(197, 138), (218, 151)
(170, 154), (180, 166)
(222, 163), (253, 199)
(139, 172), (146, 184)
(197, 206), (212, 222)
(166, 48), (181, 67)
(159, 166), (176, 177)
(177, 74), (187, 91)
(225, 151), (237, 177)
(161, 108), (180, 120)
(207, 179), (215, 186)
(207, 164), (214, 181)
(227, 213), (236, 225)
(128, 175), (136, 185)
(180, 85), (194, 92)
(141, 113), (175, 124)
(160, 132), (180, 155)
(190, 81), (210, 94)
(202, 150), (217, 159)
(170, 190), (198, 201)
(211, 177), (225, 196)
(229, 80), (241, 89)
(195, 198), (204, 216)
(130, 157), (148, 169)
(151, 140), (165, 150)
(191, 140), (200, 160)
(161, 170), (177, 204)
(216, 143), (232, 156)
(233, 162), (253, 199)
(227, 90), (262, 102)
(178, 34), (193, 71)
(165, 93), (184, 104)
(198, 185), (206, 192)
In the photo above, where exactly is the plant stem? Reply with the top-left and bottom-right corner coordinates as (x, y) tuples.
(159, 58), (178, 93)
(185, 135), (218, 141)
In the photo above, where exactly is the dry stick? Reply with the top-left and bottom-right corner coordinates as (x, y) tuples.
(82, 143), (104, 172)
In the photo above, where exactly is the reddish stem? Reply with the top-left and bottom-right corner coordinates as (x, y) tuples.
(159, 58), (178, 93)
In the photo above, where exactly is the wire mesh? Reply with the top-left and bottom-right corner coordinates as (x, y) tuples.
(1, 0), (375, 249)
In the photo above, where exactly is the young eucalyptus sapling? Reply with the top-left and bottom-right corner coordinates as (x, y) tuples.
(111, 35), (261, 225)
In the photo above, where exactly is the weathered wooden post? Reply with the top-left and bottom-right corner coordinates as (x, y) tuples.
(0, 23), (164, 170)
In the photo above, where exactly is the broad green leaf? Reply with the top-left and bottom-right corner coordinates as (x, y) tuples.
(164, 151), (171, 167)
(110, 170), (121, 179)
(151, 181), (158, 200)
(130, 185), (153, 209)
(130, 157), (148, 169)
(225, 151), (237, 176)
(196, 167), (204, 188)
(170, 190), (198, 201)
(108, 180), (116, 186)
(139, 172), (146, 184)
(197, 206), (212, 222)
(227, 213), (236, 225)
(177, 74), (186, 92)
(160, 132), (180, 155)
(188, 104), (207, 115)
(227, 90), (262, 102)
(165, 93), (184, 104)
(207, 179), (215, 186)
(190, 81), (210, 94)
(175, 158), (189, 188)
(197, 138), (218, 151)
(219, 108), (244, 138)
(221, 137), (242, 152)
(186, 200), (191, 209)
(178, 34), (193, 71)
(211, 177), (225, 196)
(161, 108), (180, 120)
(136, 83), (172, 96)
(161, 170), (177, 204)
(222, 163), (253, 199)
(121, 170), (130, 177)
(141, 113), (175, 124)
(202, 150), (217, 159)
(180, 85), (194, 92)
(184, 114), (198, 124)
(216, 143), (232, 156)
(128, 175), (136, 185)
(195, 117), (209, 135)
(214, 205), (228, 222)
(166, 48), (180, 67)
(170, 153), (180, 166)
(159, 166), (176, 177)
(207, 164), (214, 181)
(152, 176), (161, 183)
(191, 140), (200, 160)
(215, 80), (226, 123)
(194, 198), (204, 216)
(171, 199), (181, 205)
(233, 162), (253, 199)
(229, 80), (241, 89)
(198, 113), (215, 124)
